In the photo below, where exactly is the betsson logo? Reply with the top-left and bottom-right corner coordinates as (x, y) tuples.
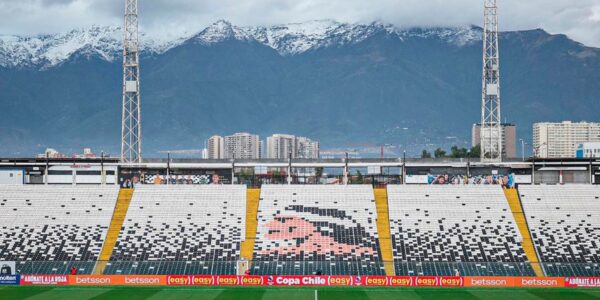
(76, 277), (111, 285)
(521, 278), (558, 287)
(469, 278), (508, 287)
(125, 277), (160, 285)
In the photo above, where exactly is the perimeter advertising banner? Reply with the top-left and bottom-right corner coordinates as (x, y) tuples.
(519, 277), (564, 288)
(464, 277), (564, 288)
(167, 275), (265, 286)
(0, 261), (19, 285)
(69, 275), (165, 286)
(20, 275), (68, 285)
(14, 275), (599, 288)
(464, 276), (519, 287)
(565, 277), (600, 288)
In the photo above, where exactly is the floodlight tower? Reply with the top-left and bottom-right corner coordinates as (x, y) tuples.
(120, 0), (142, 163)
(480, 0), (502, 162)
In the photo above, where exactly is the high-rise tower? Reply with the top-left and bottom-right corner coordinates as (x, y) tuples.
(120, 0), (142, 163)
(480, 0), (502, 162)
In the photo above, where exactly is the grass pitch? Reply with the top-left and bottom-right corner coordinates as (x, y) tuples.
(1, 286), (599, 300)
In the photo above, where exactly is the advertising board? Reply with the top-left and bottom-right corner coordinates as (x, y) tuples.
(13, 274), (600, 288)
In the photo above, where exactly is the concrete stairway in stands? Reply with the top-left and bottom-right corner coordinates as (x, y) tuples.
(93, 188), (134, 274)
(504, 188), (545, 277)
(240, 188), (260, 261)
(374, 188), (395, 276)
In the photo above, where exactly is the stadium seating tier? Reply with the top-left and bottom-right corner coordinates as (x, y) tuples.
(520, 185), (600, 276)
(0, 186), (119, 274)
(387, 185), (534, 276)
(105, 185), (247, 275)
(251, 185), (384, 275)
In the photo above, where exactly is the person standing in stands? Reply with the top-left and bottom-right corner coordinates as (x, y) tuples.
(70, 267), (77, 275)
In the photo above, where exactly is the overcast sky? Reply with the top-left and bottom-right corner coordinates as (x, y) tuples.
(1, 0), (599, 47)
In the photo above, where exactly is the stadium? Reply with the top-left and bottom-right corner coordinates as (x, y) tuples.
(1, 0), (600, 299)
(0, 156), (599, 299)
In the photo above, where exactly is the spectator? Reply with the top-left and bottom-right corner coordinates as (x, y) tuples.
(70, 267), (77, 275)
(212, 174), (221, 185)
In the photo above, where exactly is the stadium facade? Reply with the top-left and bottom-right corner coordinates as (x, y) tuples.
(1, 157), (598, 186)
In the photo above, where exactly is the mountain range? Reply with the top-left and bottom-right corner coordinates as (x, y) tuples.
(0, 20), (599, 157)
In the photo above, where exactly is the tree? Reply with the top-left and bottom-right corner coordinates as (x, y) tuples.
(450, 146), (469, 158)
(356, 170), (364, 184)
(469, 144), (481, 158)
(315, 167), (324, 178)
(421, 150), (432, 159)
(434, 148), (447, 158)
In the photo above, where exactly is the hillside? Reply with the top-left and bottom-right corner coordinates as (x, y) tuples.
(0, 20), (599, 156)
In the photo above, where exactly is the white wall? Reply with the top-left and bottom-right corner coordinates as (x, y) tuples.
(0, 169), (24, 185)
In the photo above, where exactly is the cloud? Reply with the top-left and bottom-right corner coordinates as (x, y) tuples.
(0, 0), (599, 47)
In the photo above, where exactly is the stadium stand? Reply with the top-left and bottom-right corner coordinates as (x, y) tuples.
(519, 185), (600, 276)
(104, 185), (247, 275)
(251, 185), (384, 275)
(0, 186), (119, 274)
(387, 185), (534, 276)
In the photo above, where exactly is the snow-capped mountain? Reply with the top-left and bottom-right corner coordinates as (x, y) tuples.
(0, 20), (482, 68)
(1, 18), (599, 157)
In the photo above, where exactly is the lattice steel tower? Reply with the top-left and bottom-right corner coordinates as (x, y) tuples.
(480, 0), (502, 162)
(120, 0), (142, 163)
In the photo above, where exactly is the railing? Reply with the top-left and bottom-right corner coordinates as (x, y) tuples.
(11, 261), (600, 277)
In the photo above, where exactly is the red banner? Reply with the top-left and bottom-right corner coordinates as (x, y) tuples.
(388, 276), (413, 286)
(20, 275), (68, 285)
(364, 276), (388, 286)
(167, 275), (191, 286)
(415, 276), (438, 286)
(565, 277), (600, 288)
(266, 276), (328, 286)
(439, 277), (464, 287)
(240, 276), (264, 286)
(215, 275), (239, 286)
